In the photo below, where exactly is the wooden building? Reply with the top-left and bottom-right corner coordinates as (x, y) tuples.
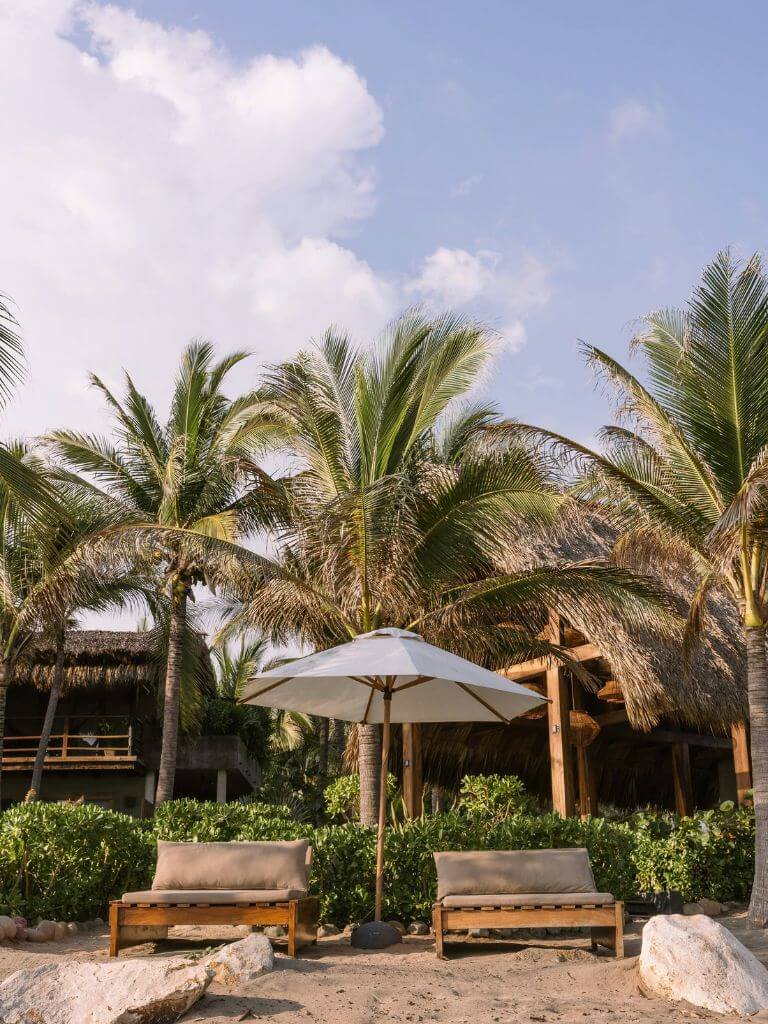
(403, 517), (750, 817)
(2, 630), (260, 812)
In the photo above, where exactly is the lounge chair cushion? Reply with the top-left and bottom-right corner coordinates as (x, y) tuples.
(152, 840), (310, 892)
(440, 891), (614, 908)
(434, 848), (598, 900)
(122, 888), (306, 904)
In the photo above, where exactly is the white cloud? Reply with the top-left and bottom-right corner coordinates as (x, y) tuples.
(0, 0), (553, 443)
(607, 99), (665, 144)
(408, 248), (552, 351)
(0, 0), (392, 434)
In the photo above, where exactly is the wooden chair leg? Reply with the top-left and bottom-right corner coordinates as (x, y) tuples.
(108, 902), (120, 958)
(287, 900), (298, 958)
(614, 901), (625, 958)
(432, 905), (445, 959)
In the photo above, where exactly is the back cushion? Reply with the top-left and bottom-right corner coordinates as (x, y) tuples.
(152, 840), (311, 892)
(434, 848), (596, 899)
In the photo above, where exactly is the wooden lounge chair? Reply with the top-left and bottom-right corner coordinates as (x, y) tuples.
(109, 839), (319, 958)
(432, 847), (624, 959)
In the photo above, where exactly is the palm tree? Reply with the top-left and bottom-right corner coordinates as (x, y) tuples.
(219, 312), (673, 825)
(47, 342), (273, 804)
(26, 480), (150, 800)
(515, 250), (768, 926)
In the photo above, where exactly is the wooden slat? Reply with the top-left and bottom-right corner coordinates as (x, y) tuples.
(441, 906), (616, 929)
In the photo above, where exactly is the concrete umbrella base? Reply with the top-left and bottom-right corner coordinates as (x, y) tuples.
(350, 921), (403, 949)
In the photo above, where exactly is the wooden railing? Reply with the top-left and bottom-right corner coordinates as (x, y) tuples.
(2, 715), (141, 768)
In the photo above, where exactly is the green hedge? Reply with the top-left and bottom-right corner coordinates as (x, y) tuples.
(0, 798), (755, 925)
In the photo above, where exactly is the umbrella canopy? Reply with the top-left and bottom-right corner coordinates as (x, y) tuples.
(240, 627), (546, 723)
(241, 627), (547, 930)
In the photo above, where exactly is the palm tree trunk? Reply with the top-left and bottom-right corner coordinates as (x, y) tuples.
(28, 627), (65, 801)
(155, 578), (187, 806)
(0, 655), (10, 808)
(358, 723), (381, 826)
(747, 625), (768, 926)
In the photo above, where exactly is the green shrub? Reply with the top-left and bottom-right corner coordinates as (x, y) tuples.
(632, 804), (754, 902)
(324, 774), (398, 822)
(458, 774), (537, 819)
(0, 802), (154, 921)
(152, 797), (303, 842)
(0, 797), (754, 925)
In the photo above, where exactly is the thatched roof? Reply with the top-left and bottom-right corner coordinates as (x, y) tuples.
(13, 629), (215, 692)
(498, 514), (746, 733)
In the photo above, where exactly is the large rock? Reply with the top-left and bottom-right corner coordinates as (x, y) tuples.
(0, 958), (212, 1023)
(639, 914), (768, 1015)
(205, 932), (274, 987)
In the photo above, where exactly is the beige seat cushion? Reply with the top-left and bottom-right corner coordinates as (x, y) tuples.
(434, 848), (599, 900)
(152, 840), (310, 892)
(441, 891), (614, 908)
(122, 888), (306, 904)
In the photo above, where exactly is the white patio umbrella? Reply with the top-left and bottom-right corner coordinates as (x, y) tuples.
(240, 627), (547, 926)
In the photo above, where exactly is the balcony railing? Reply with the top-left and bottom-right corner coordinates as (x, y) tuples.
(2, 715), (142, 769)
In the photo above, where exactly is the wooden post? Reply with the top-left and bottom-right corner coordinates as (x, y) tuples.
(731, 721), (752, 804)
(672, 742), (694, 817)
(62, 717), (69, 759)
(402, 723), (423, 818)
(571, 683), (596, 819)
(374, 690), (392, 922)
(546, 611), (575, 817)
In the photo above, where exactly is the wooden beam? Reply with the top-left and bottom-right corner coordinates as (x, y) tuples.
(546, 611), (575, 817)
(402, 723), (423, 819)
(502, 643), (603, 681)
(731, 721), (752, 805)
(672, 742), (694, 817)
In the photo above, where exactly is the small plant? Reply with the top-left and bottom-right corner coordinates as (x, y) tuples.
(457, 774), (536, 820)
(324, 773), (398, 822)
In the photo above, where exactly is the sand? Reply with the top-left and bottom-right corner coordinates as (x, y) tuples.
(1, 913), (766, 1022)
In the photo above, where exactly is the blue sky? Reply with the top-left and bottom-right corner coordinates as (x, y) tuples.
(1, 0), (765, 447)
(105, 0), (768, 441)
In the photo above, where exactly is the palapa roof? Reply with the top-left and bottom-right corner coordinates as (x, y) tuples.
(498, 513), (746, 734)
(13, 629), (215, 692)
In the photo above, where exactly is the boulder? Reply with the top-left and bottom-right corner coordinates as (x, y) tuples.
(407, 921), (430, 936)
(54, 922), (68, 940)
(36, 920), (56, 941)
(468, 928), (490, 938)
(318, 923), (341, 937)
(0, 958), (212, 1024)
(205, 933), (274, 987)
(697, 898), (723, 917)
(639, 914), (768, 1015)
(65, 922), (79, 936)
(0, 916), (16, 940)
(385, 920), (406, 936)
(263, 924), (286, 939)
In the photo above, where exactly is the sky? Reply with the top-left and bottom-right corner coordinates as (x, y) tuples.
(3, 0), (767, 455)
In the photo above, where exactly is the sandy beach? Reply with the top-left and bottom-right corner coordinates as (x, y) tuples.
(2, 913), (766, 1023)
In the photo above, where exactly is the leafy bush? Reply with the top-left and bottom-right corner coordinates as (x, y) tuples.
(458, 774), (537, 819)
(631, 804), (754, 902)
(152, 798), (304, 842)
(0, 796), (754, 925)
(324, 773), (398, 822)
(0, 802), (154, 921)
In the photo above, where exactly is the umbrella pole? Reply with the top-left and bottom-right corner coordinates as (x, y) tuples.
(374, 691), (392, 922)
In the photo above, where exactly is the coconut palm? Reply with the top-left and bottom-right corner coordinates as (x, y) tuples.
(218, 312), (674, 825)
(26, 480), (151, 800)
(514, 250), (768, 926)
(46, 342), (274, 804)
